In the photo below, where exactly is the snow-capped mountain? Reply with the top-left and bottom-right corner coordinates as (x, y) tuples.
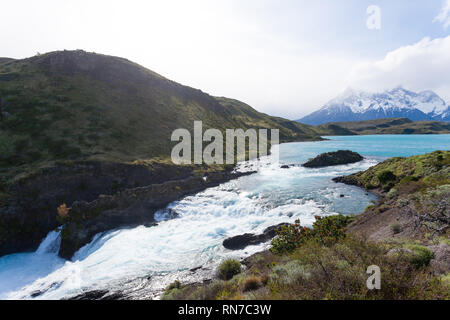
(297, 87), (450, 125)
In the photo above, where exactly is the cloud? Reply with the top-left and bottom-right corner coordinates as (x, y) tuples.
(434, 0), (450, 28)
(347, 36), (450, 101)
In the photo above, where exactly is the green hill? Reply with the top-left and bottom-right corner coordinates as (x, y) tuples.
(0, 50), (321, 182)
(215, 97), (322, 142)
(0, 50), (322, 256)
(313, 118), (450, 136)
(0, 58), (15, 65)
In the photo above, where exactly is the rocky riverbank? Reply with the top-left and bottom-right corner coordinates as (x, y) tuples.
(0, 160), (253, 259)
(222, 223), (289, 250)
(59, 167), (254, 259)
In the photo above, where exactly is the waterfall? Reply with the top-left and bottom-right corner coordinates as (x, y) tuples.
(0, 230), (65, 299)
(36, 230), (61, 255)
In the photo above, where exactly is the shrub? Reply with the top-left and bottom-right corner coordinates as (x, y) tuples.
(406, 245), (434, 268)
(383, 182), (396, 192)
(312, 215), (353, 245)
(165, 280), (182, 292)
(271, 215), (353, 254)
(391, 223), (401, 234)
(440, 273), (450, 286)
(218, 259), (241, 280)
(377, 170), (396, 184)
(57, 203), (71, 218)
(270, 220), (314, 254)
(161, 280), (185, 300)
(260, 274), (269, 286)
(387, 188), (398, 198)
(270, 260), (310, 285)
(242, 276), (262, 292)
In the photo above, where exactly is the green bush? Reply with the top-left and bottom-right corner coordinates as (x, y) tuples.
(218, 259), (241, 280)
(312, 215), (353, 245)
(407, 245), (434, 268)
(271, 215), (353, 254)
(387, 187), (398, 198)
(377, 170), (397, 184)
(165, 280), (182, 293)
(270, 260), (310, 285)
(271, 220), (314, 254)
(162, 280), (187, 300)
(391, 223), (401, 234)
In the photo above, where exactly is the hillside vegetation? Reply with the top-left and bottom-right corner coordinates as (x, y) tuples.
(163, 215), (449, 300)
(334, 150), (449, 242)
(0, 50), (321, 183)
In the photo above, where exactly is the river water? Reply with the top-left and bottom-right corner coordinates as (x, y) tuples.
(0, 134), (449, 299)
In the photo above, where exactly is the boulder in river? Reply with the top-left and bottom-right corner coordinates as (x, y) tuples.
(223, 223), (289, 250)
(302, 150), (363, 168)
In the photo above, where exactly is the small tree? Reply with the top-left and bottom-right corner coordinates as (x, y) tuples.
(377, 170), (396, 184)
(57, 203), (71, 218)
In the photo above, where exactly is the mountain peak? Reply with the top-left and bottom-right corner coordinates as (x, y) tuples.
(298, 87), (450, 125)
(326, 87), (368, 107)
(25, 50), (167, 83)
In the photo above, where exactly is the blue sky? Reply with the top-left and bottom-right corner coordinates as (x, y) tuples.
(1, 0), (449, 119)
(234, 0), (447, 57)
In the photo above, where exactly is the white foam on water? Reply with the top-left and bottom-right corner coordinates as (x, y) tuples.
(0, 230), (65, 299)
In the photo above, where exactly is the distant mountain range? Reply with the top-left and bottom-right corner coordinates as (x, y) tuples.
(297, 87), (450, 125)
(313, 118), (450, 136)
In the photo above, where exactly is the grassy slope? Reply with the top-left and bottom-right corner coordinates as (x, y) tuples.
(336, 151), (449, 241)
(215, 97), (322, 143)
(313, 118), (450, 136)
(0, 58), (15, 65)
(0, 50), (321, 184)
(337, 150), (450, 191)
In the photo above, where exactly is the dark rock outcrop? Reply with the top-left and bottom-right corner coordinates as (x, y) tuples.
(303, 150), (363, 168)
(0, 161), (197, 257)
(59, 169), (255, 259)
(223, 223), (289, 250)
(332, 175), (360, 186)
(66, 290), (125, 300)
(0, 159), (255, 259)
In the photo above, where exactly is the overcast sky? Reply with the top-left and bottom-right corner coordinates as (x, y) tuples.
(1, 0), (450, 119)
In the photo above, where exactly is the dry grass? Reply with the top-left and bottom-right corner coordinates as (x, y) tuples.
(163, 235), (449, 300)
